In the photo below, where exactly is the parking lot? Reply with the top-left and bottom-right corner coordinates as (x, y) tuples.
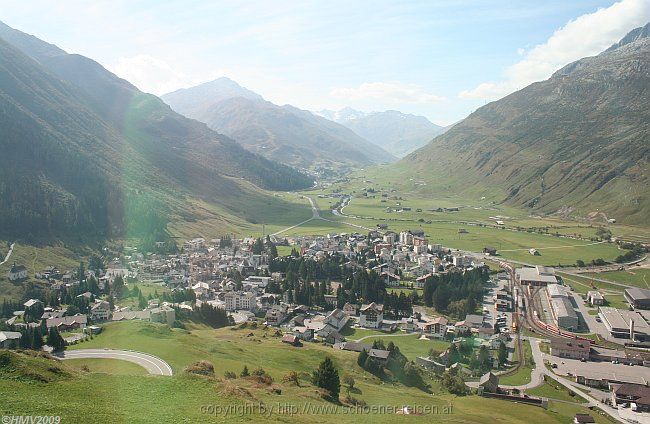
(482, 278), (513, 334)
(545, 354), (650, 386)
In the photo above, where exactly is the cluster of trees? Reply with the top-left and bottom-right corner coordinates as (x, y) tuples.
(440, 367), (468, 395)
(421, 268), (487, 317)
(12, 325), (65, 352)
(24, 301), (45, 323)
(615, 244), (646, 263)
(174, 303), (233, 329)
(284, 280), (330, 307)
(595, 227), (612, 241)
(0, 299), (22, 319)
(576, 258), (606, 267)
(381, 291), (413, 319)
(336, 269), (387, 307)
(442, 339), (507, 374)
(17, 325), (45, 350)
(251, 236), (278, 258)
(448, 342), (492, 373)
(224, 365), (274, 385)
(159, 288), (196, 304)
(357, 340), (425, 389)
(268, 258), (409, 315)
(269, 255), (346, 281)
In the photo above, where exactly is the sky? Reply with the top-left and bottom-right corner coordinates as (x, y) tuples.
(1, 0), (649, 125)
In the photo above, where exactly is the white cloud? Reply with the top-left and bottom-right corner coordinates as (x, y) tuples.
(108, 55), (191, 95)
(330, 81), (445, 104)
(459, 0), (650, 100)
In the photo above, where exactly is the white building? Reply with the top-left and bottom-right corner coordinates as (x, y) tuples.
(90, 300), (111, 321)
(224, 291), (256, 311)
(359, 303), (384, 328)
(7, 263), (27, 281)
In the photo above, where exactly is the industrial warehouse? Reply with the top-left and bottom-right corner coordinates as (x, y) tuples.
(545, 283), (579, 331)
(598, 307), (650, 341)
(516, 265), (558, 286)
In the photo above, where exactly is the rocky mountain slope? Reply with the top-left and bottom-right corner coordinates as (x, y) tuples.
(404, 23), (650, 224)
(0, 21), (312, 240)
(163, 79), (396, 168)
(319, 108), (444, 157)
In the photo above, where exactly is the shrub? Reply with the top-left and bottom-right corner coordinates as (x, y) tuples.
(282, 371), (300, 386)
(184, 360), (215, 376)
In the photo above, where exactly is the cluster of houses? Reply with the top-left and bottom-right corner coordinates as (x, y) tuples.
(4, 233), (491, 351)
(290, 229), (483, 282)
(3, 296), (176, 341)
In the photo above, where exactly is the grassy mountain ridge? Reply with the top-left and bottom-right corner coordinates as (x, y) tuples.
(162, 78), (396, 168)
(404, 24), (650, 224)
(0, 22), (312, 240)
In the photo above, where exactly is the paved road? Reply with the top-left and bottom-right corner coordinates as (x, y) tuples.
(529, 338), (625, 422)
(272, 195), (376, 237)
(352, 332), (419, 343)
(571, 292), (622, 344)
(56, 349), (173, 376)
(0, 242), (15, 266)
(271, 196), (321, 237)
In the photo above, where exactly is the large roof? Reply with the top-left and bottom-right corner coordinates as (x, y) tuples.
(516, 267), (557, 284)
(625, 287), (650, 301)
(599, 307), (650, 334)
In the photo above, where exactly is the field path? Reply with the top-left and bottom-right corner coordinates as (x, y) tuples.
(271, 196), (376, 237)
(0, 242), (16, 266)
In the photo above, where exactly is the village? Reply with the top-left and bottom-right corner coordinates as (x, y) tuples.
(2, 228), (650, 423)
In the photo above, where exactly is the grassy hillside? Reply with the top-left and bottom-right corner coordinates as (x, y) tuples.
(298, 173), (629, 267)
(403, 27), (650, 225)
(0, 322), (611, 423)
(0, 21), (312, 242)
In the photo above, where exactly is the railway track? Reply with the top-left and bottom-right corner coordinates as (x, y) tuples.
(496, 262), (525, 378)
(500, 260), (595, 344)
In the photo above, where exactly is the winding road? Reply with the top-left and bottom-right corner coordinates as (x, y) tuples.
(0, 242), (15, 266)
(55, 349), (173, 376)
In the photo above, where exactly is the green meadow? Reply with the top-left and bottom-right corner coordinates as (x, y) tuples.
(0, 321), (610, 423)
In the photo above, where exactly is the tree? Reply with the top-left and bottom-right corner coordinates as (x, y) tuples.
(441, 368), (468, 395)
(343, 374), (355, 395)
(252, 238), (265, 255)
(47, 327), (65, 352)
(357, 349), (369, 367)
(576, 259), (585, 268)
(498, 341), (508, 366)
(112, 275), (126, 299)
(312, 356), (340, 400)
(478, 345), (491, 371)
(401, 361), (424, 387)
(240, 365), (250, 377)
(447, 344), (461, 364)
(268, 242), (279, 259)
(138, 291), (147, 309)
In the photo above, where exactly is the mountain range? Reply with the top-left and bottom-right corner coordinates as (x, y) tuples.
(404, 23), (650, 224)
(0, 21), (312, 240)
(318, 108), (445, 157)
(162, 79), (396, 168)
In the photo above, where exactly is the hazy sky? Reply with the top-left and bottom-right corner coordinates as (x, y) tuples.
(2, 0), (648, 125)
